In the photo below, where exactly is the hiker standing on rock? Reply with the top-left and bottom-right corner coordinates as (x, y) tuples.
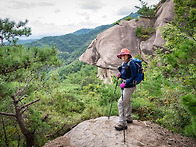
(115, 48), (137, 131)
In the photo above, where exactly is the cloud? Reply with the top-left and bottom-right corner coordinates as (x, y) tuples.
(28, 19), (80, 37)
(54, 9), (61, 13)
(79, 0), (102, 11)
(9, 0), (55, 9)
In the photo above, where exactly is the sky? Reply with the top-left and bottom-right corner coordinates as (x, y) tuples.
(1, 0), (160, 39)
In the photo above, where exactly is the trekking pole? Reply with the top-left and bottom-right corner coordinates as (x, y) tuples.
(121, 88), (126, 144)
(108, 78), (119, 119)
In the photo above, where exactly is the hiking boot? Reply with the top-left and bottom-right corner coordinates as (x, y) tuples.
(127, 120), (133, 124)
(114, 124), (127, 131)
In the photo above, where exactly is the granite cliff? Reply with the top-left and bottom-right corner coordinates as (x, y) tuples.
(79, 0), (175, 82)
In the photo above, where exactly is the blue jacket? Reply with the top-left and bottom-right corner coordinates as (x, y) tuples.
(118, 59), (137, 88)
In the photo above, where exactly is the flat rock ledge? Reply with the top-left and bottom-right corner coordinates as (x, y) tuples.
(44, 116), (196, 147)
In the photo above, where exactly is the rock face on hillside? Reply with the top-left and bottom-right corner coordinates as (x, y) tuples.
(44, 116), (196, 147)
(79, 0), (175, 82)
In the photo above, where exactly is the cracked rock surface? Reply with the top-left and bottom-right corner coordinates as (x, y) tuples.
(44, 116), (196, 147)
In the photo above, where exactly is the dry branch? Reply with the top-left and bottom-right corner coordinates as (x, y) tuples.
(17, 95), (27, 103)
(0, 112), (16, 117)
(21, 107), (28, 114)
(19, 98), (40, 111)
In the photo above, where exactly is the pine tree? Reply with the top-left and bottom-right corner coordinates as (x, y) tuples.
(0, 45), (59, 146)
(135, 0), (155, 18)
(0, 18), (31, 46)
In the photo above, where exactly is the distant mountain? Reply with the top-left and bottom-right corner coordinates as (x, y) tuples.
(17, 39), (38, 44)
(72, 28), (93, 35)
(128, 12), (140, 19)
(121, 12), (140, 20)
(25, 24), (112, 64)
(26, 25), (111, 52)
(5, 39), (37, 45)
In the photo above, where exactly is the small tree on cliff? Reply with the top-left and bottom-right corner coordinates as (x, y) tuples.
(0, 18), (31, 46)
(135, 0), (155, 18)
(0, 44), (59, 146)
(135, 25), (155, 57)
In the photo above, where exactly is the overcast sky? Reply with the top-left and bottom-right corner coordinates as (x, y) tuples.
(1, 0), (160, 39)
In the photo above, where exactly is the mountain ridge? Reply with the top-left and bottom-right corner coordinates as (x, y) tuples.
(72, 28), (93, 35)
(25, 24), (112, 53)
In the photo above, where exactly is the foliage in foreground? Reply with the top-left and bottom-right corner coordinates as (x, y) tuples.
(0, 45), (60, 147)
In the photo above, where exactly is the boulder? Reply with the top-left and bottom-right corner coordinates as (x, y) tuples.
(44, 116), (196, 147)
(79, 0), (175, 82)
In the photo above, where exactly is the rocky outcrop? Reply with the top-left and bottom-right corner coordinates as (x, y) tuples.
(44, 116), (196, 147)
(79, 0), (175, 82)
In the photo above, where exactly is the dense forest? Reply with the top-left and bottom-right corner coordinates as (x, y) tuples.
(0, 0), (195, 146)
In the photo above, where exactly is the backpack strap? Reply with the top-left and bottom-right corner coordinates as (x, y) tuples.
(124, 59), (135, 77)
(128, 59), (138, 87)
(128, 59), (137, 77)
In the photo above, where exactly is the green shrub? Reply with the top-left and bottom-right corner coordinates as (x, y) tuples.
(113, 20), (120, 25)
(124, 16), (133, 21)
(135, 25), (155, 40)
(181, 94), (196, 137)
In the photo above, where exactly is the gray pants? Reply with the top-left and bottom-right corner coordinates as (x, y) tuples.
(118, 87), (135, 126)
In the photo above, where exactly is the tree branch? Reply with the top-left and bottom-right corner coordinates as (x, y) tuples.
(15, 76), (34, 97)
(21, 107), (28, 114)
(19, 98), (40, 111)
(0, 112), (16, 117)
(17, 95), (27, 103)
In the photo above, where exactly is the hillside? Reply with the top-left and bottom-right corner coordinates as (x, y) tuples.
(26, 25), (111, 53)
(24, 25), (111, 64)
(72, 28), (93, 35)
(4, 39), (37, 45)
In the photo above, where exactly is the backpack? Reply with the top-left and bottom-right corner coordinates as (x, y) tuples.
(124, 58), (144, 85)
